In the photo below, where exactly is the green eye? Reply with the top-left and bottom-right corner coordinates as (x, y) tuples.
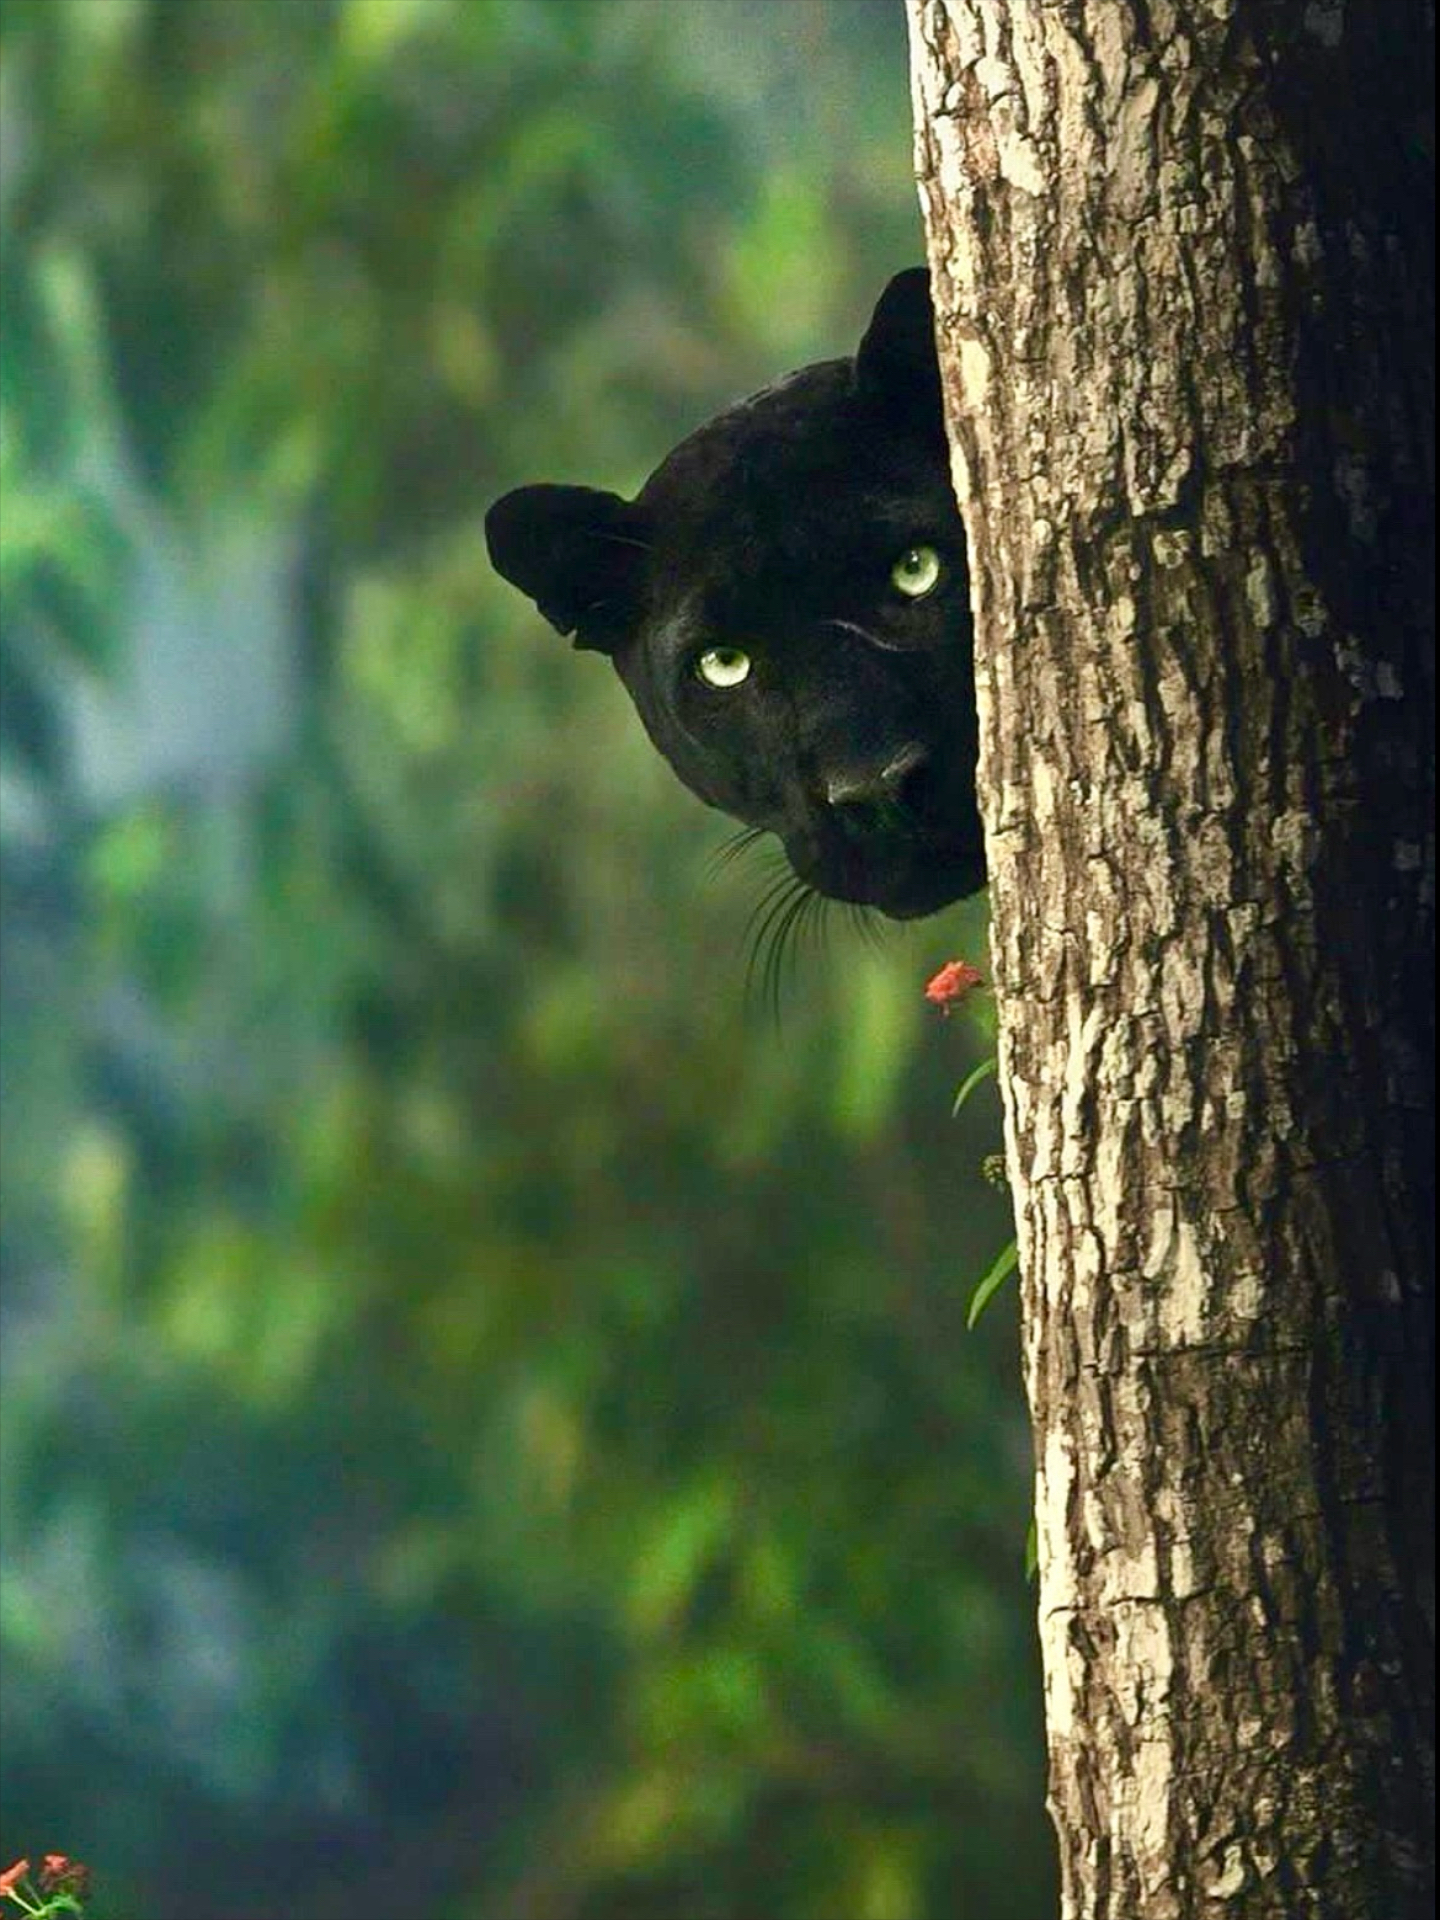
(695, 646), (752, 689)
(891, 545), (943, 598)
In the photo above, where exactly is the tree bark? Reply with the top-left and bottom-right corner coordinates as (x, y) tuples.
(905, 2), (1434, 1914)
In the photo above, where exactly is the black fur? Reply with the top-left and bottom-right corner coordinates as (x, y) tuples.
(485, 269), (983, 920)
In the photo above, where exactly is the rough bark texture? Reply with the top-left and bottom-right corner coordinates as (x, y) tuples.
(906, 2), (1434, 1915)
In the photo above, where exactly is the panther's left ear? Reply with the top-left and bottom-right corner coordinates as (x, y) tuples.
(485, 483), (648, 653)
(854, 267), (945, 439)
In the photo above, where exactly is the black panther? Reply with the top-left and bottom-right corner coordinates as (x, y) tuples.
(485, 269), (983, 922)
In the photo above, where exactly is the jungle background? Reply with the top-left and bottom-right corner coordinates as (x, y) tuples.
(0, 2), (1051, 1915)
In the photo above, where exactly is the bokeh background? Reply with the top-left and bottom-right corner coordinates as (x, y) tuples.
(0, 2), (1052, 1915)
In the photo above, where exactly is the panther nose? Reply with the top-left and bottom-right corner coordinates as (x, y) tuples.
(825, 742), (931, 818)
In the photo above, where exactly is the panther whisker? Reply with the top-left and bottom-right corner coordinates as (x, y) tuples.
(706, 825), (771, 878)
(743, 882), (793, 1004)
(800, 887), (829, 961)
(585, 530), (654, 552)
(785, 887), (829, 980)
(742, 876), (801, 993)
(745, 873), (816, 1019)
(743, 867), (803, 941)
(761, 883), (815, 1020)
(845, 900), (890, 952)
(823, 616), (886, 650)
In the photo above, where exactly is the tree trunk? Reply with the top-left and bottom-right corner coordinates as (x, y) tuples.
(905, 2), (1434, 1914)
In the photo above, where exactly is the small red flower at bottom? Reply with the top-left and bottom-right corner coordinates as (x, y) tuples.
(39, 1857), (90, 1899)
(0, 1861), (31, 1904)
(925, 958), (984, 1015)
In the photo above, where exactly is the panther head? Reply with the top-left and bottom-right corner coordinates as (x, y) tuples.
(486, 269), (982, 920)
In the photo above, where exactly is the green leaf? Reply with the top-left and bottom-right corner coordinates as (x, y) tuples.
(627, 1478), (735, 1637)
(965, 1237), (1018, 1330)
(950, 1054), (997, 1117)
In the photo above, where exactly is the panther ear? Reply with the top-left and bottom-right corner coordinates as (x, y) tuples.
(854, 268), (945, 439)
(485, 484), (648, 652)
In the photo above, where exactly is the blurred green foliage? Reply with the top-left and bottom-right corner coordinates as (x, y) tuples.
(0, 3), (1050, 1916)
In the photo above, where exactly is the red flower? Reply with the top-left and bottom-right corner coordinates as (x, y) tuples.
(39, 1856), (90, 1898)
(0, 1860), (31, 1903)
(924, 958), (984, 1014)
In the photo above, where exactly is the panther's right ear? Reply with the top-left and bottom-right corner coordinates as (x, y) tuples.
(485, 484), (648, 653)
(854, 268), (945, 442)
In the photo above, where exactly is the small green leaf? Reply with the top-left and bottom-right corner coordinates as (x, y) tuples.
(965, 1237), (1018, 1330)
(1025, 1518), (1039, 1582)
(950, 1054), (997, 1117)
